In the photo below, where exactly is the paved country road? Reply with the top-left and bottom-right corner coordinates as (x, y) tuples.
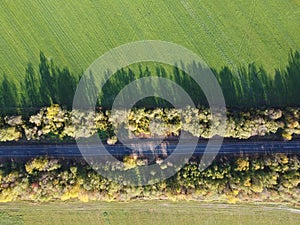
(0, 140), (299, 157)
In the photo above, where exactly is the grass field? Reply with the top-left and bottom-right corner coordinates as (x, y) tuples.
(0, 201), (300, 225)
(0, 201), (299, 225)
(1, 0), (300, 83)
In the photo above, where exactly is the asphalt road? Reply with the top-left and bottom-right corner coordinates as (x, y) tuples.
(0, 140), (299, 157)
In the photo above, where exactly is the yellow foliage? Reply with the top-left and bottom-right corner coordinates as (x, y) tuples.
(226, 195), (238, 204)
(280, 154), (289, 164)
(232, 189), (239, 196)
(235, 158), (249, 171)
(282, 131), (292, 141)
(253, 163), (261, 170)
(107, 136), (117, 145)
(0, 189), (15, 203)
(123, 155), (137, 170)
(0, 127), (21, 142)
(25, 157), (60, 174)
(251, 183), (263, 193)
(46, 104), (60, 120)
(292, 121), (299, 128)
(244, 178), (251, 187)
(78, 192), (89, 202)
(61, 185), (80, 201)
(25, 158), (49, 174)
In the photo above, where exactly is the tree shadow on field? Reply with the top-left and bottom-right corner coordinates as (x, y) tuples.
(0, 50), (300, 115)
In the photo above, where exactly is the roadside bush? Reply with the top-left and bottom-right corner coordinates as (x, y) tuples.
(1, 105), (300, 143)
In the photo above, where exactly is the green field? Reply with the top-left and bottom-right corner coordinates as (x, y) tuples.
(0, 201), (299, 225)
(1, 0), (300, 83)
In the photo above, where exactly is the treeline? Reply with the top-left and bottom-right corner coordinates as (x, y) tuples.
(0, 50), (300, 114)
(0, 153), (298, 205)
(0, 104), (300, 143)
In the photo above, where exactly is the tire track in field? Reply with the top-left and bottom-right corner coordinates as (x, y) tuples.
(180, 0), (258, 100)
(0, 2), (38, 80)
(237, 0), (256, 60)
(118, 1), (147, 41)
(141, 0), (156, 39)
(178, 0), (214, 54)
(38, 1), (88, 69)
(259, 1), (286, 50)
(58, 2), (96, 57)
(125, 0), (156, 41)
(89, 1), (122, 55)
(180, 0), (238, 72)
(92, 1), (127, 52)
(257, 1), (298, 62)
(53, 1), (111, 70)
(192, 1), (243, 76)
(117, 2), (138, 42)
(101, 4), (128, 48)
(275, 0), (300, 47)
(103, 1), (137, 49)
(92, 2), (135, 65)
(3, 6), (35, 61)
(161, 1), (205, 57)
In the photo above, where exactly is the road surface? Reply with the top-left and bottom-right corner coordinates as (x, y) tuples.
(0, 140), (299, 157)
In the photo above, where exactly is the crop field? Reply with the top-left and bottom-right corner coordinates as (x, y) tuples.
(0, 0), (300, 84)
(0, 201), (299, 225)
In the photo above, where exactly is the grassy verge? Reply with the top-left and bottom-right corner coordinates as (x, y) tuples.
(0, 201), (299, 225)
